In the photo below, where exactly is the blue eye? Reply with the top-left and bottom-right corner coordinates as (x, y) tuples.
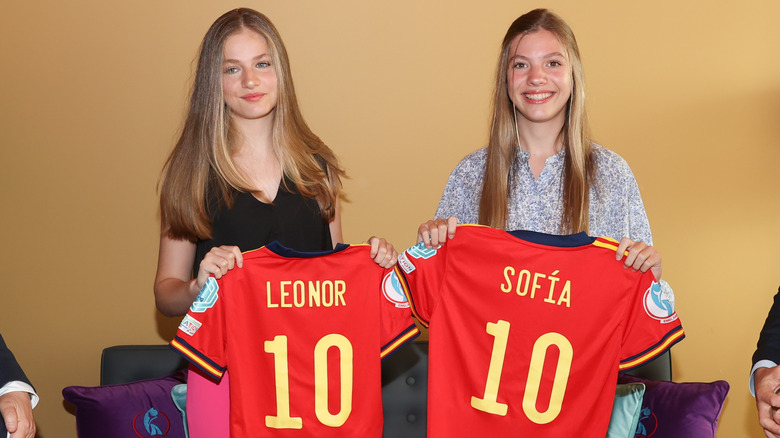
(256, 61), (271, 68)
(224, 67), (239, 74)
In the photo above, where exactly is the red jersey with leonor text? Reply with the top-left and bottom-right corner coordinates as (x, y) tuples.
(171, 242), (419, 438)
(393, 225), (684, 438)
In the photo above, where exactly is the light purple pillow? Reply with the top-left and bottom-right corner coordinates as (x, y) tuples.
(617, 374), (729, 438)
(63, 372), (186, 438)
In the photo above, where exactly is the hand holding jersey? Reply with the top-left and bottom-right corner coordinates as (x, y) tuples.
(614, 237), (663, 280)
(171, 242), (419, 438)
(394, 225), (683, 438)
(417, 216), (458, 248)
(417, 216), (665, 280)
(364, 236), (398, 269)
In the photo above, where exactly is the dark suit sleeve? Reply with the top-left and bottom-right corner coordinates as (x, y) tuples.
(753, 287), (780, 366)
(0, 333), (31, 387)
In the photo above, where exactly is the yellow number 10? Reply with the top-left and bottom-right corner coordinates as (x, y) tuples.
(264, 334), (354, 429)
(470, 320), (573, 424)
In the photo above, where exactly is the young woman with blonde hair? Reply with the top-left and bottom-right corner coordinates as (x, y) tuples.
(153, 8), (396, 436)
(155, 8), (396, 317)
(419, 8), (665, 280)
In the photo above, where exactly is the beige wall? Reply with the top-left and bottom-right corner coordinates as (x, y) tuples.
(1, 1), (778, 436)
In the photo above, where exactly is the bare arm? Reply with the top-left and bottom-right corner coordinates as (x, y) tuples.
(154, 234), (200, 317)
(154, 231), (243, 317)
(329, 198), (344, 246)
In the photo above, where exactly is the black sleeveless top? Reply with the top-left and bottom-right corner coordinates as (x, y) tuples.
(193, 178), (332, 273)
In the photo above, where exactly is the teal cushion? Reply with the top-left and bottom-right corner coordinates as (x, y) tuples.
(606, 383), (646, 438)
(171, 384), (188, 438)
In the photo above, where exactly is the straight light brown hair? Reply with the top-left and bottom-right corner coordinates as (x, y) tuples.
(159, 8), (344, 241)
(480, 8), (594, 234)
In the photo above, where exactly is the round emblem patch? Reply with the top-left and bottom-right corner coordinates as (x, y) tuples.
(643, 282), (675, 321)
(382, 271), (410, 308)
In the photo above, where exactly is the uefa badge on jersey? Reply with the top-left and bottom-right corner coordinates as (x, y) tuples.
(407, 241), (439, 259)
(190, 277), (219, 313)
(399, 241), (440, 274)
(643, 282), (678, 323)
(382, 271), (410, 308)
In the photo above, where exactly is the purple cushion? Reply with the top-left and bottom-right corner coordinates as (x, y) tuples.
(63, 372), (186, 438)
(617, 374), (729, 438)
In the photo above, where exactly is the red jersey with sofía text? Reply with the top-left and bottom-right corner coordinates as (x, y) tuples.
(171, 242), (419, 438)
(393, 225), (684, 438)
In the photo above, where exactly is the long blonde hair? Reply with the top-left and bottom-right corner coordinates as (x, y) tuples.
(480, 8), (594, 233)
(160, 8), (344, 241)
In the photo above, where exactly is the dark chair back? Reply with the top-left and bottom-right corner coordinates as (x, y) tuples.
(624, 350), (672, 381)
(100, 345), (187, 385)
(381, 342), (428, 437)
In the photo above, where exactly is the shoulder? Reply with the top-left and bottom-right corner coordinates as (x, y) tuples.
(592, 143), (629, 168)
(436, 148), (486, 222)
(591, 143), (636, 181)
(449, 148), (487, 178)
(456, 148), (487, 166)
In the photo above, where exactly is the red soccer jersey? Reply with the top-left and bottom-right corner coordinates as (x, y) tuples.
(393, 225), (684, 438)
(171, 242), (419, 438)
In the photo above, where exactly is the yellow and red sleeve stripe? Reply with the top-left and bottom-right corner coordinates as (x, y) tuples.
(618, 325), (685, 371)
(392, 265), (430, 328)
(380, 324), (420, 360)
(591, 236), (633, 257)
(170, 337), (225, 381)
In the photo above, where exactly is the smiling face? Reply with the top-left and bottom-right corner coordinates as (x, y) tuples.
(506, 29), (572, 128)
(221, 28), (279, 124)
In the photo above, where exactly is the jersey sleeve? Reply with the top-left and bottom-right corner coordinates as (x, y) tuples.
(378, 268), (420, 359)
(618, 274), (685, 371)
(170, 277), (228, 381)
(393, 241), (450, 327)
